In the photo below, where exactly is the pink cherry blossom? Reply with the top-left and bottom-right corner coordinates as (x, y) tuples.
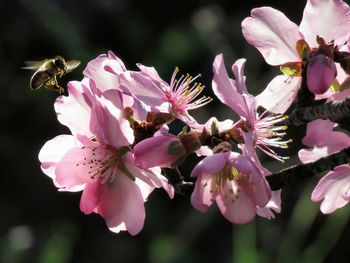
(242, 0), (350, 112)
(191, 151), (271, 224)
(299, 118), (350, 213)
(40, 76), (173, 235)
(212, 54), (291, 161)
(119, 64), (212, 127)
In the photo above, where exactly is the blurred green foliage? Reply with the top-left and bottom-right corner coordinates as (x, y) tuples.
(1, 0), (350, 262)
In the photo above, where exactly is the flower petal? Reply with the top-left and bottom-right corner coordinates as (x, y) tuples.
(215, 181), (256, 224)
(252, 176), (271, 208)
(255, 75), (301, 113)
(55, 145), (107, 188)
(300, 0), (350, 47)
(80, 182), (101, 214)
(302, 119), (335, 147)
(83, 52), (125, 92)
(123, 153), (174, 198)
(39, 135), (81, 190)
(212, 54), (255, 119)
(97, 174), (146, 236)
(312, 164), (350, 214)
(191, 152), (228, 178)
(298, 146), (329, 164)
(133, 135), (183, 169)
(257, 190), (282, 219)
(55, 80), (93, 138)
(88, 90), (134, 148)
(242, 7), (300, 65)
(299, 119), (350, 163)
(191, 172), (215, 212)
(119, 71), (168, 109)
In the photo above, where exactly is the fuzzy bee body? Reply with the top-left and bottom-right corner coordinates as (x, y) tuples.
(23, 56), (80, 94)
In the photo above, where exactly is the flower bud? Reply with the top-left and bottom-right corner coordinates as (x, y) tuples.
(307, 54), (337, 95)
(133, 135), (186, 169)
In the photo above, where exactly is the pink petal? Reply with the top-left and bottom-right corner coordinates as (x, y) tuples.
(83, 52), (125, 92)
(300, 120), (350, 163)
(133, 177), (156, 201)
(257, 190), (282, 219)
(191, 153), (228, 178)
(195, 146), (213, 157)
(39, 135), (78, 164)
(136, 64), (164, 84)
(215, 181), (256, 224)
(133, 135), (184, 169)
(229, 154), (255, 175)
(298, 147), (329, 164)
(255, 75), (301, 113)
(239, 131), (262, 168)
(55, 80), (93, 138)
(119, 71), (167, 108)
(97, 174), (146, 236)
(80, 182), (101, 214)
(302, 119), (335, 146)
(311, 164), (350, 214)
(242, 7), (301, 65)
(212, 54), (255, 119)
(191, 172), (215, 212)
(123, 153), (174, 198)
(103, 51), (127, 76)
(39, 135), (81, 189)
(300, 0), (350, 47)
(252, 176), (271, 208)
(89, 90), (134, 148)
(122, 93), (149, 121)
(55, 145), (106, 188)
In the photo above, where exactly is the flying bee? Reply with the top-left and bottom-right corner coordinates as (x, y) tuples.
(23, 55), (80, 94)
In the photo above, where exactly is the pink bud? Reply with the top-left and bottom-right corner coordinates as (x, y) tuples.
(307, 54), (337, 95)
(133, 135), (185, 169)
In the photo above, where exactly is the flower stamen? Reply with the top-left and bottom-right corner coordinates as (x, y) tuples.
(254, 112), (292, 162)
(168, 67), (212, 114)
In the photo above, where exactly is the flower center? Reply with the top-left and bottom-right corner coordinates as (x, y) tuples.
(254, 111), (292, 162)
(204, 164), (250, 203)
(168, 67), (212, 114)
(76, 145), (119, 184)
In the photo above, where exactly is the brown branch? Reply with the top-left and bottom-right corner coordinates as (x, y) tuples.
(285, 98), (350, 126)
(266, 146), (350, 190)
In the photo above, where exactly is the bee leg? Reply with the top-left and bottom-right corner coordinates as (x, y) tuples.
(44, 84), (65, 94)
(56, 85), (65, 94)
(44, 77), (65, 94)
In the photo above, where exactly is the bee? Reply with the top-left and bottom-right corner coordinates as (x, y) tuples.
(23, 55), (80, 94)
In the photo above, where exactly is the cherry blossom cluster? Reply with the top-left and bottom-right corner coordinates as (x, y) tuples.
(39, 0), (350, 235)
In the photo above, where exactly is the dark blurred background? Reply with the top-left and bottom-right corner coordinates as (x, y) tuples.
(1, 0), (350, 262)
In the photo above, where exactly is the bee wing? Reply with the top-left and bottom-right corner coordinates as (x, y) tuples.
(22, 59), (49, 70)
(65, 60), (81, 73)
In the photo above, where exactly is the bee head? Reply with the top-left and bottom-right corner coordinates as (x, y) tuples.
(54, 56), (67, 71)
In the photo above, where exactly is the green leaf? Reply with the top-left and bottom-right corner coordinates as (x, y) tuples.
(280, 62), (302, 77)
